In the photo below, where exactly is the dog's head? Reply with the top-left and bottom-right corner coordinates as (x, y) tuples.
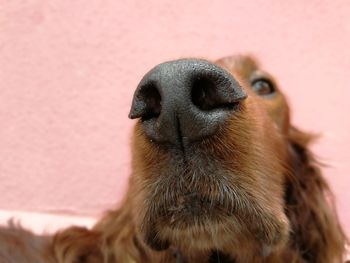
(127, 55), (346, 261)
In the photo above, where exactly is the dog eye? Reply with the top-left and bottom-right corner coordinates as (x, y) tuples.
(251, 79), (275, 96)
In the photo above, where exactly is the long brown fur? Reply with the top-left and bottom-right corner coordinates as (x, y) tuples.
(0, 55), (347, 263)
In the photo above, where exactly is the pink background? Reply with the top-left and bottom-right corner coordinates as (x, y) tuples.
(0, 0), (349, 235)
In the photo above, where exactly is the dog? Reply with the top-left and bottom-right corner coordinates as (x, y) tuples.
(0, 55), (347, 262)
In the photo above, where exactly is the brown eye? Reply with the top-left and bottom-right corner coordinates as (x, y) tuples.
(251, 79), (275, 96)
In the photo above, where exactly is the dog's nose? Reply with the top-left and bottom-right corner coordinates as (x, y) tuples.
(129, 59), (246, 146)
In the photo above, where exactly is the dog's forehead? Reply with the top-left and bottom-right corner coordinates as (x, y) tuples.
(214, 55), (259, 79)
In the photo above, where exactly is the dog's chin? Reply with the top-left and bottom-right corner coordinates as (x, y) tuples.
(140, 190), (289, 253)
(137, 147), (289, 253)
(166, 192), (233, 226)
(139, 192), (234, 251)
(141, 214), (235, 252)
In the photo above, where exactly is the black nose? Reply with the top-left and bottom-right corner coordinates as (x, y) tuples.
(129, 59), (246, 147)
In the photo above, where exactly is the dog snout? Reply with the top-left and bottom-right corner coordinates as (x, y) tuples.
(129, 59), (246, 146)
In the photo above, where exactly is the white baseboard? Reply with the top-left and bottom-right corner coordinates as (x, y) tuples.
(0, 209), (96, 234)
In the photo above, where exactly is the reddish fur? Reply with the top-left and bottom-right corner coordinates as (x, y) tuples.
(0, 56), (347, 263)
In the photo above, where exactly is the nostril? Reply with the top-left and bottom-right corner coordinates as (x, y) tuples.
(191, 76), (238, 111)
(141, 84), (162, 120)
(191, 77), (217, 111)
(129, 82), (162, 120)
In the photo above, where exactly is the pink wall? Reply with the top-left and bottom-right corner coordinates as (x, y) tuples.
(0, 0), (349, 234)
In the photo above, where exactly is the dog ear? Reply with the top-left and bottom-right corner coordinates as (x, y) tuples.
(285, 126), (347, 262)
